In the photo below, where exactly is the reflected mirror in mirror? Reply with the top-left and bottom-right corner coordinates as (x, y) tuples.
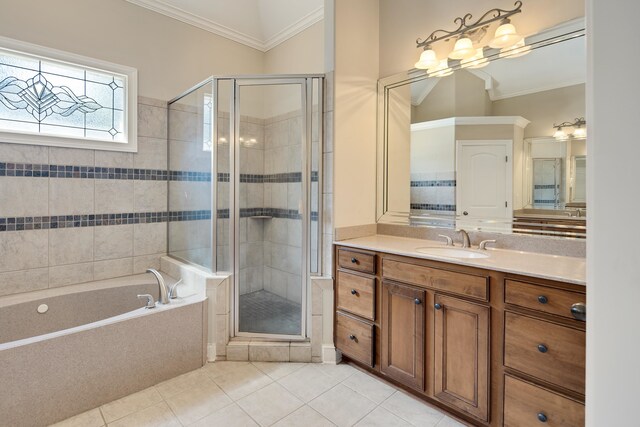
(379, 19), (586, 238)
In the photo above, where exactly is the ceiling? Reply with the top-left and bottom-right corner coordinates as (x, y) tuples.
(126, 0), (324, 52)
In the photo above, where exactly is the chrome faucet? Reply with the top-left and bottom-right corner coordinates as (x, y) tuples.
(146, 268), (169, 304)
(457, 229), (471, 248)
(168, 279), (183, 299)
(438, 234), (454, 247)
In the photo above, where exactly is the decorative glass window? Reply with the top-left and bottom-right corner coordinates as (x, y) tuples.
(0, 37), (137, 152)
(203, 93), (213, 152)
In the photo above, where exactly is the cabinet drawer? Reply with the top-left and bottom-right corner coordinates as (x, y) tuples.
(505, 312), (585, 394)
(505, 280), (586, 321)
(504, 375), (584, 427)
(338, 248), (376, 274)
(336, 271), (375, 321)
(335, 312), (374, 367)
(382, 259), (488, 301)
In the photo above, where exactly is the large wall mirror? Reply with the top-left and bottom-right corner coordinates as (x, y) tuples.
(377, 19), (586, 238)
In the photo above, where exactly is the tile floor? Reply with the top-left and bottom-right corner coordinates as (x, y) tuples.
(51, 362), (468, 427)
(239, 291), (302, 335)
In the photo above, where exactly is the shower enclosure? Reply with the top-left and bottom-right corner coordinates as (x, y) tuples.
(167, 75), (323, 340)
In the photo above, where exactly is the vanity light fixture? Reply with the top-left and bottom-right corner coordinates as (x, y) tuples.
(553, 118), (586, 140)
(415, 1), (524, 72)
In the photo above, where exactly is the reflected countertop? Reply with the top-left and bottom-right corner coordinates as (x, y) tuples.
(335, 235), (586, 286)
(514, 209), (587, 221)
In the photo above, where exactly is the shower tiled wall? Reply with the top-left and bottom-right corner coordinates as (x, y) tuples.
(0, 97), (169, 297)
(410, 171), (456, 213)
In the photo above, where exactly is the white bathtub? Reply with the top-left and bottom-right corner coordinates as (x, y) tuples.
(0, 273), (208, 426)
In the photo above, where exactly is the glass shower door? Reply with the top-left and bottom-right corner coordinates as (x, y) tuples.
(234, 79), (307, 338)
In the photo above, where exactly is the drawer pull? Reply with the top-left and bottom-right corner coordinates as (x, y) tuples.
(537, 295), (548, 304)
(351, 257), (358, 264)
(571, 302), (586, 321)
(414, 298), (422, 305)
(349, 334), (357, 341)
(537, 412), (548, 423)
(434, 303), (442, 310)
(537, 344), (548, 353)
(350, 289), (358, 296)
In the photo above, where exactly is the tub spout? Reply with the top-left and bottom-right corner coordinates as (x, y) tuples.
(146, 268), (169, 304)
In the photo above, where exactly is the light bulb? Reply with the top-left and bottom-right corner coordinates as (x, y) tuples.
(449, 37), (476, 60)
(461, 48), (489, 69)
(415, 49), (439, 69)
(553, 128), (568, 140)
(427, 59), (453, 77)
(572, 127), (587, 139)
(489, 20), (523, 49)
(500, 38), (531, 58)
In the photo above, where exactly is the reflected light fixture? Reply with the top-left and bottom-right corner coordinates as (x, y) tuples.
(553, 118), (586, 140)
(415, 1), (524, 71)
(499, 38), (531, 58)
(428, 59), (454, 77)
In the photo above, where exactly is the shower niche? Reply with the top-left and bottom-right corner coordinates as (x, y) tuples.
(168, 76), (324, 340)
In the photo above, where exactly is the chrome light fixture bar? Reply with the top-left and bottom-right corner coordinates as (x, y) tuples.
(415, 1), (524, 71)
(553, 117), (587, 140)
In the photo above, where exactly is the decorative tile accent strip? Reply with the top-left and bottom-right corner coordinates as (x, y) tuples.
(169, 171), (212, 182)
(410, 203), (456, 211)
(410, 180), (456, 187)
(0, 208), (316, 232)
(534, 184), (557, 189)
(533, 200), (557, 204)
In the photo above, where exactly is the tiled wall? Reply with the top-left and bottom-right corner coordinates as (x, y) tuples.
(409, 171), (456, 214)
(0, 97), (169, 297)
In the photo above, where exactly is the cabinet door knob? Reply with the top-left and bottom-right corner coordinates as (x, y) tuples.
(351, 257), (358, 264)
(537, 344), (548, 353)
(571, 302), (586, 321)
(538, 295), (548, 304)
(434, 303), (442, 310)
(537, 412), (548, 422)
(349, 334), (356, 341)
(414, 298), (422, 305)
(351, 289), (358, 295)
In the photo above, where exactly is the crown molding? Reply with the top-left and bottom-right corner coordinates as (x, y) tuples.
(126, 0), (323, 52)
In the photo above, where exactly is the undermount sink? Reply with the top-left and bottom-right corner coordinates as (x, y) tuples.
(415, 247), (490, 259)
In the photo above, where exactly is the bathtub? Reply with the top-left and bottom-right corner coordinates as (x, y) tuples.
(0, 273), (208, 426)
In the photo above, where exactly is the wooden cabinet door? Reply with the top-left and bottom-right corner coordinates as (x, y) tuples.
(380, 280), (426, 391)
(434, 294), (490, 422)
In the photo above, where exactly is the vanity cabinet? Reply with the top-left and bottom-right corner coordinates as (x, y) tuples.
(333, 244), (586, 427)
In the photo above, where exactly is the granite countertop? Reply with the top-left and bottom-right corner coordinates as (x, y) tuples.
(336, 235), (586, 286)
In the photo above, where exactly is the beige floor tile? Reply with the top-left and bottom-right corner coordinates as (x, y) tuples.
(309, 384), (377, 427)
(381, 392), (445, 427)
(107, 402), (180, 427)
(436, 416), (469, 427)
(203, 361), (251, 379)
(156, 369), (213, 399)
(49, 408), (104, 427)
(189, 403), (259, 427)
(342, 370), (396, 404)
(252, 361), (306, 380)
(166, 380), (233, 425)
(278, 364), (341, 402)
(237, 382), (304, 427)
(355, 407), (412, 427)
(100, 387), (163, 423)
(213, 363), (274, 400)
(314, 362), (357, 381)
(272, 405), (336, 427)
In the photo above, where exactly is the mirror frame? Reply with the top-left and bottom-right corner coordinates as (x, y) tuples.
(376, 19), (586, 238)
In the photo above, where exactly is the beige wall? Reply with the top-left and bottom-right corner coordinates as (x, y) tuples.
(264, 21), (325, 74)
(333, 0), (379, 228)
(379, 0), (585, 78)
(492, 84), (586, 138)
(0, 0), (264, 100)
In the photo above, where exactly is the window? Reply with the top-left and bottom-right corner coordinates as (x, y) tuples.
(0, 37), (137, 152)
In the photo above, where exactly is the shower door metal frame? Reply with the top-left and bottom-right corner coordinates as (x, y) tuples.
(230, 76), (316, 341)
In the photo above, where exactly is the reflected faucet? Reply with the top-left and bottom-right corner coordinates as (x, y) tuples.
(457, 229), (471, 248)
(146, 268), (169, 304)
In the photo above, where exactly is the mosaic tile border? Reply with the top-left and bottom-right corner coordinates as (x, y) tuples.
(410, 203), (456, 211)
(410, 180), (456, 187)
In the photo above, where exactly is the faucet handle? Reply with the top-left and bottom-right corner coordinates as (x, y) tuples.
(438, 234), (454, 247)
(137, 294), (156, 309)
(479, 240), (497, 250)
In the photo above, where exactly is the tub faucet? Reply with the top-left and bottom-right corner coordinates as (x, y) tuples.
(146, 268), (169, 304)
(457, 229), (471, 248)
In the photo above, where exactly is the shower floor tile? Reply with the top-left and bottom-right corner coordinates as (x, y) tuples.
(239, 290), (301, 336)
